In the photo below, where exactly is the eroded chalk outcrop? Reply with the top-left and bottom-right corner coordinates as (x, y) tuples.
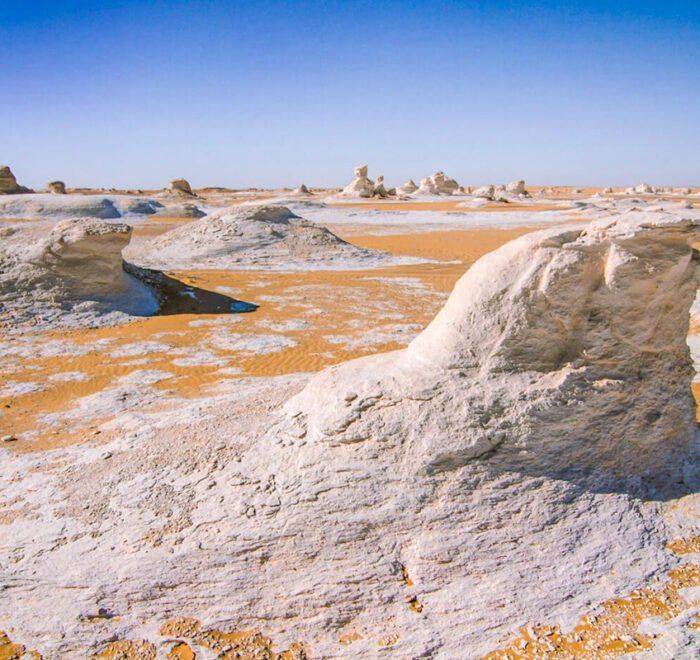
(285, 212), (699, 486)
(0, 219), (157, 327)
(2, 212), (699, 658)
(126, 204), (400, 270)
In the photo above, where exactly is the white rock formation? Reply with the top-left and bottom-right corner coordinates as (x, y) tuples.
(505, 179), (526, 195)
(167, 177), (194, 196)
(373, 175), (389, 198)
(472, 184), (495, 199)
(126, 204), (399, 270)
(47, 180), (66, 194)
(0, 165), (32, 194)
(284, 211), (699, 484)
(291, 184), (310, 195)
(395, 179), (418, 196)
(413, 171), (460, 196)
(338, 164), (375, 198)
(2, 212), (697, 657)
(602, 186), (614, 194)
(0, 219), (157, 327)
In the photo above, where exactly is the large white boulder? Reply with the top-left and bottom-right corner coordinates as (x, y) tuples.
(285, 212), (699, 482)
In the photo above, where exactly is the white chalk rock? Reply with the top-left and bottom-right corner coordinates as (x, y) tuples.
(339, 164), (375, 198)
(505, 179), (526, 195)
(0, 218), (157, 327)
(413, 171), (460, 196)
(285, 212), (699, 482)
(126, 204), (390, 270)
(292, 184), (310, 195)
(472, 184), (495, 199)
(3, 211), (700, 658)
(395, 179), (418, 196)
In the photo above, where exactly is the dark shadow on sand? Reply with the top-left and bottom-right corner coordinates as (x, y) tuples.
(123, 262), (258, 316)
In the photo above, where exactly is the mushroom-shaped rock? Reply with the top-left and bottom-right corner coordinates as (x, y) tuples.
(47, 181), (66, 194)
(167, 178), (194, 196)
(373, 175), (389, 198)
(339, 164), (375, 198)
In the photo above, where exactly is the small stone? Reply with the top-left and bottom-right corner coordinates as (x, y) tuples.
(2, 435), (17, 442)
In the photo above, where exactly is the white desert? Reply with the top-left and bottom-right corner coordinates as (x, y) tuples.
(0, 165), (699, 659)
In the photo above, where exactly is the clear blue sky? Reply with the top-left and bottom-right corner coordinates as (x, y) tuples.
(2, 1), (699, 189)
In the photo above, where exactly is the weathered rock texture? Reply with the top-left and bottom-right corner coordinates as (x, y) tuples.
(285, 212), (699, 487)
(0, 219), (157, 327)
(2, 212), (698, 657)
(125, 204), (394, 270)
(0, 165), (33, 194)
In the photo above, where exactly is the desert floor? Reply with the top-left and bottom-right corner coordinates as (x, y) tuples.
(1, 189), (699, 658)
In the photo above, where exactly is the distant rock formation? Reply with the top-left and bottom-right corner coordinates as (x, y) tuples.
(373, 175), (389, 198)
(472, 185), (495, 199)
(292, 184), (310, 195)
(47, 181), (66, 194)
(626, 183), (655, 195)
(505, 180), (526, 195)
(167, 178), (194, 196)
(339, 164), (375, 198)
(0, 165), (33, 194)
(396, 179), (418, 196)
(602, 187), (614, 194)
(414, 171), (460, 196)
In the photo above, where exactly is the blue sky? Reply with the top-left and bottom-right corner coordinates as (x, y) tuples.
(2, 1), (699, 188)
